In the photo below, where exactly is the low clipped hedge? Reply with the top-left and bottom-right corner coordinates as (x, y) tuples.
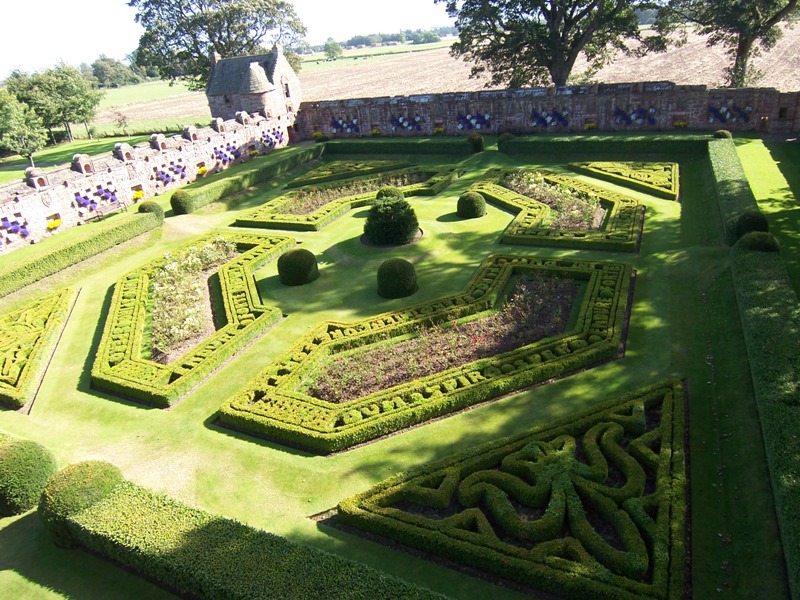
(0, 212), (163, 299)
(729, 245), (800, 598)
(377, 258), (417, 298)
(457, 191), (486, 218)
(0, 434), (57, 516)
(91, 233), (295, 407)
(41, 462), (444, 599)
(568, 161), (680, 201)
(277, 248), (319, 286)
(707, 138), (762, 245)
(339, 380), (686, 600)
(322, 138), (474, 156)
(219, 255), (632, 453)
(286, 160), (411, 189)
(498, 134), (709, 157)
(170, 144), (325, 214)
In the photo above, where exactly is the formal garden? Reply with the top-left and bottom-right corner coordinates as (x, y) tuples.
(0, 132), (798, 600)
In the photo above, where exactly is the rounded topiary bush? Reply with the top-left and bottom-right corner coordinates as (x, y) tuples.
(735, 231), (781, 253)
(498, 132), (516, 144)
(39, 461), (124, 547)
(277, 248), (319, 286)
(713, 129), (733, 139)
(137, 200), (165, 221)
(734, 207), (769, 241)
(468, 133), (485, 153)
(364, 198), (419, 246)
(170, 189), (193, 215)
(377, 258), (418, 299)
(0, 436), (57, 516)
(457, 191), (487, 219)
(376, 186), (405, 201)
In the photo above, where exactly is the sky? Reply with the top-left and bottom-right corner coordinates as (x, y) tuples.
(0, 0), (454, 79)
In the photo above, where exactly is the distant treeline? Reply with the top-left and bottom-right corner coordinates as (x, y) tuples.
(307, 26), (457, 52)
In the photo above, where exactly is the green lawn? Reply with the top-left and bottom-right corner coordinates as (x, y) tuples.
(98, 80), (195, 109)
(0, 137), (791, 599)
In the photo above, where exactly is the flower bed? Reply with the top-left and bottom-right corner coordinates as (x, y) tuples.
(568, 161), (680, 201)
(234, 166), (460, 232)
(338, 380), (686, 600)
(91, 233), (295, 407)
(218, 255), (633, 453)
(471, 169), (645, 252)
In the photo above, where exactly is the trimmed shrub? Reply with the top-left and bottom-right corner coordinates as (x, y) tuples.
(39, 461), (124, 547)
(376, 186), (405, 201)
(714, 129), (733, 139)
(468, 133), (485, 153)
(170, 189), (192, 215)
(137, 200), (164, 220)
(277, 248), (319, 286)
(0, 436), (57, 516)
(735, 231), (781, 253)
(734, 207), (769, 240)
(707, 138), (760, 245)
(498, 132), (516, 144)
(457, 191), (486, 218)
(364, 198), (419, 246)
(377, 258), (418, 299)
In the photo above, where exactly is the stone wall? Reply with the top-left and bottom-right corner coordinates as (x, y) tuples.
(294, 81), (800, 139)
(0, 114), (289, 256)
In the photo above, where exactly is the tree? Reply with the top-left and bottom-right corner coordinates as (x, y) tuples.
(648, 0), (799, 87)
(324, 37), (344, 60)
(0, 91), (47, 167)
(128, 0), (307, 90)
(435, 0), (644, 88)
(91, 55), (141, 88)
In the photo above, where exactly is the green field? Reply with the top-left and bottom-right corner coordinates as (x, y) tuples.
(0, 136), (794, 599)
(97, 80), (194, 109)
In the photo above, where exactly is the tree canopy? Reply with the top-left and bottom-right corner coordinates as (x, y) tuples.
(435, 0), (645, 88)
(128, 0), (306, 90)
(0, 90), (47, 167)
(324, 37), (344, 60)
(648, 0), (799, 87)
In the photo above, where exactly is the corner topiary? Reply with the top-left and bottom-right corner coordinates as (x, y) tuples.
(457, 191), (487, 219)
(735, 231), (781, 253)
(376, 186), (405, 201)
(170, 189), (192, 215)
(0, 436), (57, 516)
(468, 133), (485, 153)
(714, 129), (733, 139)
(377, 258), (418, 299)
(39, 461), (124, 547)
(277, 247), (319, 286)
(364, 197), (419, 246)
(137, 200), (165, 221)
(734, 207), (769, 241)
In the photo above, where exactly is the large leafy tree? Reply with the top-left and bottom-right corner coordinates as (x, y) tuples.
(435, 0), (645, 88)
(128, 0), (307, 90)
(648, 0), (799, 87)
(0, 91), (47, 167)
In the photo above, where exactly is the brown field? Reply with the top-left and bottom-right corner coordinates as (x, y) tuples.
(93, 29), (800, 127)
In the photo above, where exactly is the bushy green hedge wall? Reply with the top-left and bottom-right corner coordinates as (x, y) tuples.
(323, 138), (473, 156)
(0, 434), (57, 516)
(170, 145), (325, 214)
(0, 212), (162, 299)
(498, 134), (709, 157)
(41, 462), (445, 599)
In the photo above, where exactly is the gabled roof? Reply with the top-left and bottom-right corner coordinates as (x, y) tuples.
(207, 48), (279, 96)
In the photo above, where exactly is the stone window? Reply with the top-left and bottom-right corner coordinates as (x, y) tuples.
(778, 107), (789, 120)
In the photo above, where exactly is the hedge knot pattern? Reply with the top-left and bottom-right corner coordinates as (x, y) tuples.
(569, 162), (680, 201)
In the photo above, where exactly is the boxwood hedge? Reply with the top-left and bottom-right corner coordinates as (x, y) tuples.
(0, 434), (57, 516)
(568, 161), (680, 201)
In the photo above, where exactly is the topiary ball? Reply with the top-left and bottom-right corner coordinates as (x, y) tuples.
(39, 461), (124, 548)
(498, 132), (516, 144)
(457, 191), (487, 219)
(377, 258), (418, 299)
(376, 186), (405, 201)
(735, 231), (781, 253)
(364, 198), (419, 246)
(277, 248), (319, 286)
(137, 200), (165, 221)
(734, 207), (769, 241)
(170, 189), (193, 215)
(713, 129), (733, 139)
(0, 436), (57, 516)
(468, 133), (485, 153)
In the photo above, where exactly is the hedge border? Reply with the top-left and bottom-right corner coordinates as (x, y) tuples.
(91, 232), (295, 407)
(471, 169), (644, 252)
(0, 212), (162, 299)
(568, 161), (680, 201)
(219, 255), (632, 453)
(338, 380), (686, 600)
(234, 166), (460, 232)
(285, 159), (412, 188)
(497, 134), (710, 158)
(323, 138), (475, 156)
(0, 288), (75, 409)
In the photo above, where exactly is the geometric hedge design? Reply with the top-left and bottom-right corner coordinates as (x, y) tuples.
(91, 232), (295, 408)
(233, 166), (460, 232)
(218, 255), (633, 453)
(338, 380), (687, 600)
(0, 288), (74, 409)
(569, 162), (680, 201)
(285, 159), (412, 188)
(471, 169), (645, 252)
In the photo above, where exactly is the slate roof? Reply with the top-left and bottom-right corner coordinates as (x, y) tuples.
(207, 49), (279, 96)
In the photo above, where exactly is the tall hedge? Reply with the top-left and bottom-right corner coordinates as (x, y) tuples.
(40, 463), (445, 599)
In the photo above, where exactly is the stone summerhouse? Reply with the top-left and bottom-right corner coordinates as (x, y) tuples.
(206, 45), (302, 133)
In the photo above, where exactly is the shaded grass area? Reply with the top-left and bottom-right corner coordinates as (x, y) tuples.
(0, 141), (790, 599)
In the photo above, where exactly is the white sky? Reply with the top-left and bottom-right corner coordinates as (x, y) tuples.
(0, 0), (453, 79)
